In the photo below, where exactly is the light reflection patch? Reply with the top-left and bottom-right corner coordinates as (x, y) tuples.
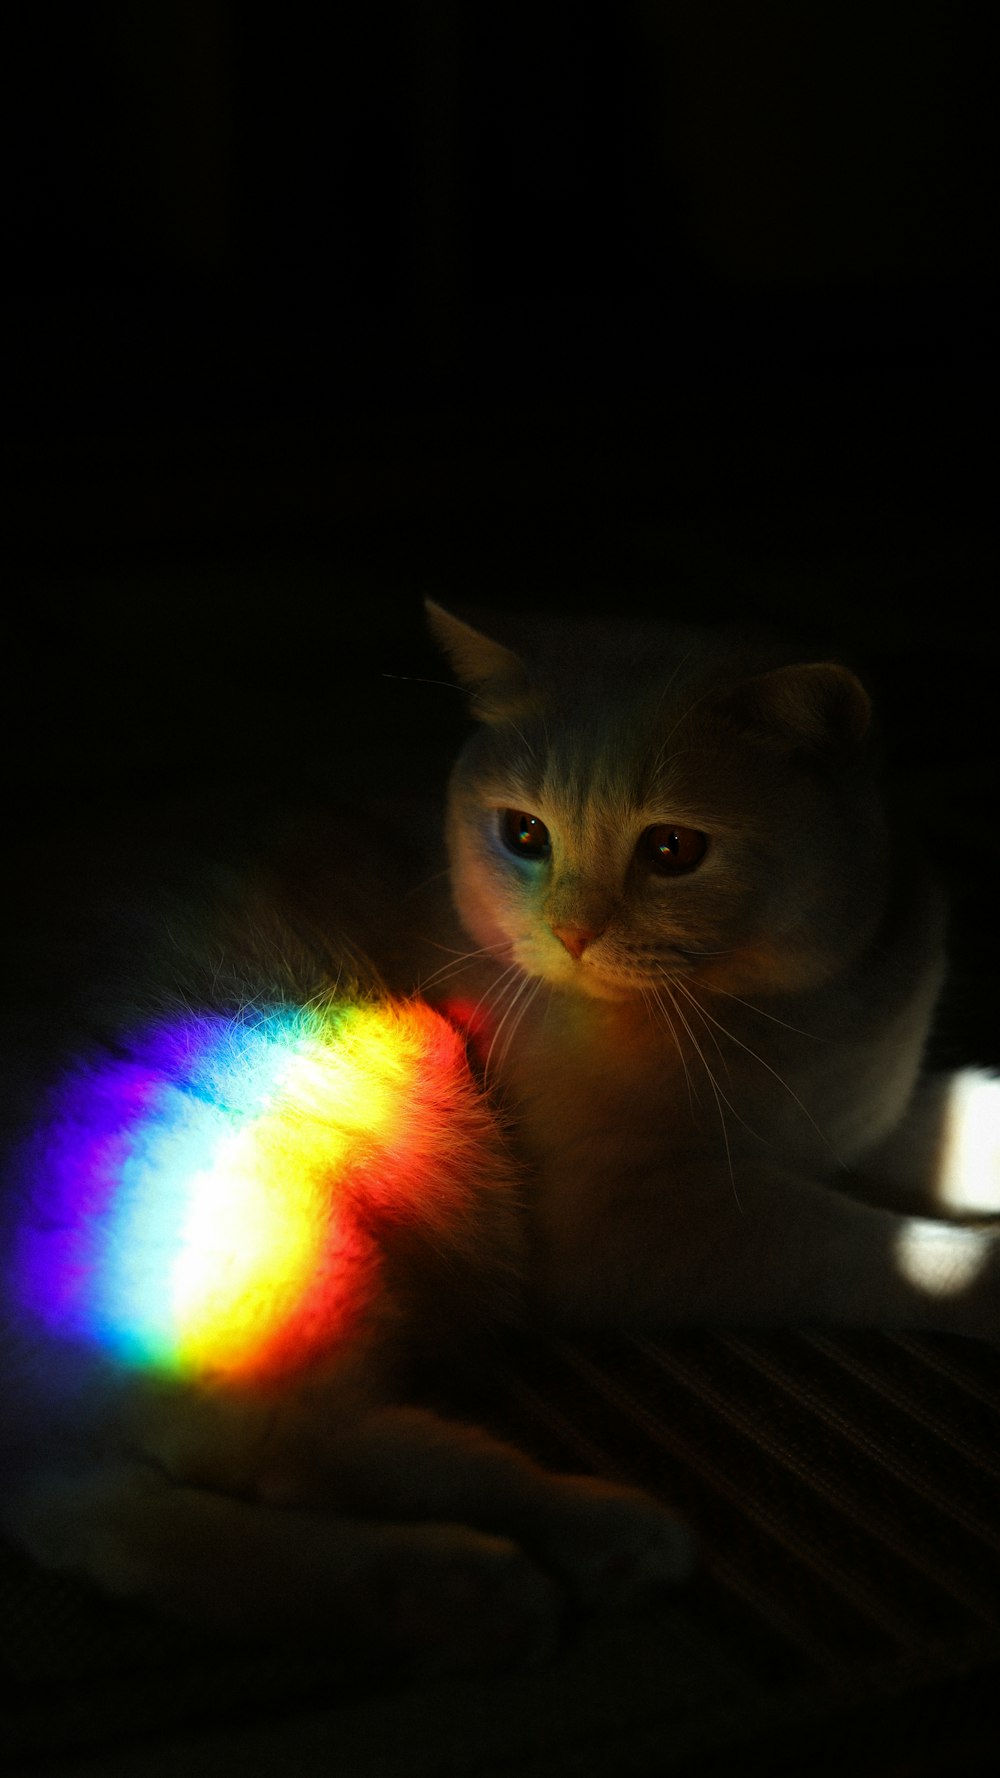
(935, 1069), (1000, 1214)
(894, 1219), (989, 1298)
(13, 999), (466, 1382)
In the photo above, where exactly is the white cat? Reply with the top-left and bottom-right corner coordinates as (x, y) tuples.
(0, 600), (995, 1669)
(426, 600), (1000, 1338)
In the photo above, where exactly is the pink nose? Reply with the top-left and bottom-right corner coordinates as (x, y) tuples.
(551, 923), (603, 960)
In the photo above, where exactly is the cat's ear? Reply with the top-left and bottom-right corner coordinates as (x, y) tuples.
(425, 601), (532, 722)
(722, 662), (872, 755)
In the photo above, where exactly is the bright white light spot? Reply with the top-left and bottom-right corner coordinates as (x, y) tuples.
(935, 1070), (1000, 1213)
(894, 1219), (990, 1298)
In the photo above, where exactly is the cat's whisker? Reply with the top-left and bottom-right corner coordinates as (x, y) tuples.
(663, 972), (729, 1079)
(402, 869), (452, 901)
(677, 979), (836, 1157)
(380, 672), (466, 693)
(669, 978), (776, 1146)
(650, 746), (693, 779)
(643, 984), (697, 1114)
(481, 969), (536, 1086)
(655, 645), (696, 711)
(694, 978), (823, 1039)
(416, 954), (486, 992)
(491, 975), (543, 1082)
(507, 720), (537, 763)
(648, 649), (698, 778)
(651, 682), (718, 784)
(675, 945), (739, 958)
(417, 943), (512, 993)
(658, 976), (742, 1208)
(465, 960), (526, 1047)
(422, 939), (481, 958)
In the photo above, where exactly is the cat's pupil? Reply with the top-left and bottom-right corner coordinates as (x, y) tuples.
(643, 825), (707, 874)
(501, 810), (551, 859)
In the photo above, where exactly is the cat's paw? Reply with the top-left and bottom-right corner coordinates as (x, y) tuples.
(375, 1523), (564, 1674)
(529, 1477), (696, 1609)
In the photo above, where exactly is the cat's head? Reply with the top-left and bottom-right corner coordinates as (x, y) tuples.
(429, 603), (888, 1003)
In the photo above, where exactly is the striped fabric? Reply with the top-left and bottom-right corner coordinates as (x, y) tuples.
(5, 1328), (1000, 1775)
(491, 1331), (1000, 1689)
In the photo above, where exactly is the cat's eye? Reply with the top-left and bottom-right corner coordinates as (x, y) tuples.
(641, 825), (707, 875)
(500, 809), (551, 859)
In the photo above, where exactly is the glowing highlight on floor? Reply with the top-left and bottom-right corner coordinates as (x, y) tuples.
(894, 1218), (990, 1298)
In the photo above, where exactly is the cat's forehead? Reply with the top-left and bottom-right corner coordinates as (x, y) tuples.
(483, 652), (729, 818)
(463, 619), (801, 818)
(523, 622), (765, 725)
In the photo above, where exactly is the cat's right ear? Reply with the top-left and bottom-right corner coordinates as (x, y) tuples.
(719, 662), (872, 757)
(424, 601), (532, 723)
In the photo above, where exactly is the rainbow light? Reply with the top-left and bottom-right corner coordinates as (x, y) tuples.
(13, 998), (467, 1383)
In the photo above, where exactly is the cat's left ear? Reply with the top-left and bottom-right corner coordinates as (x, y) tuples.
(425, 601), (532, 722)
(722, 662), (872, 755)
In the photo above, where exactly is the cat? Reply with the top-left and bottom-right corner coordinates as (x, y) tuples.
(0, 738), (693, 1672)
(424, 601), (1000, 1338)
(1, 599), (997, 1672)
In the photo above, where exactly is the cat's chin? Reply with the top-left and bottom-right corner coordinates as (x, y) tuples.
(523, 953), (643, 1004)
(565, 976), (640, 1004)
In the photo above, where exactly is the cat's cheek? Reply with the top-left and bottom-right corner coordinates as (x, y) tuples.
(452, 870), (516, 959)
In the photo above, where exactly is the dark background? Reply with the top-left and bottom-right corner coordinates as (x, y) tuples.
(3, 2), (997, 985)
(2, 12), (1000, 1770)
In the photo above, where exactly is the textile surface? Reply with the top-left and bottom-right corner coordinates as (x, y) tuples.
(5, 1325), (1000, 1776)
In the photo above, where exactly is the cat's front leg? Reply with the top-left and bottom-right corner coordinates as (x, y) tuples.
(273, 1403), (695, 1614)
(532, 1162), (1000, 1340)
(3, 1455), (564, 1673)
(4, 1405), (693, 1669)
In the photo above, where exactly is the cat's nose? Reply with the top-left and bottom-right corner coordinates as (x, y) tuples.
(551, 923), (603, 959)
